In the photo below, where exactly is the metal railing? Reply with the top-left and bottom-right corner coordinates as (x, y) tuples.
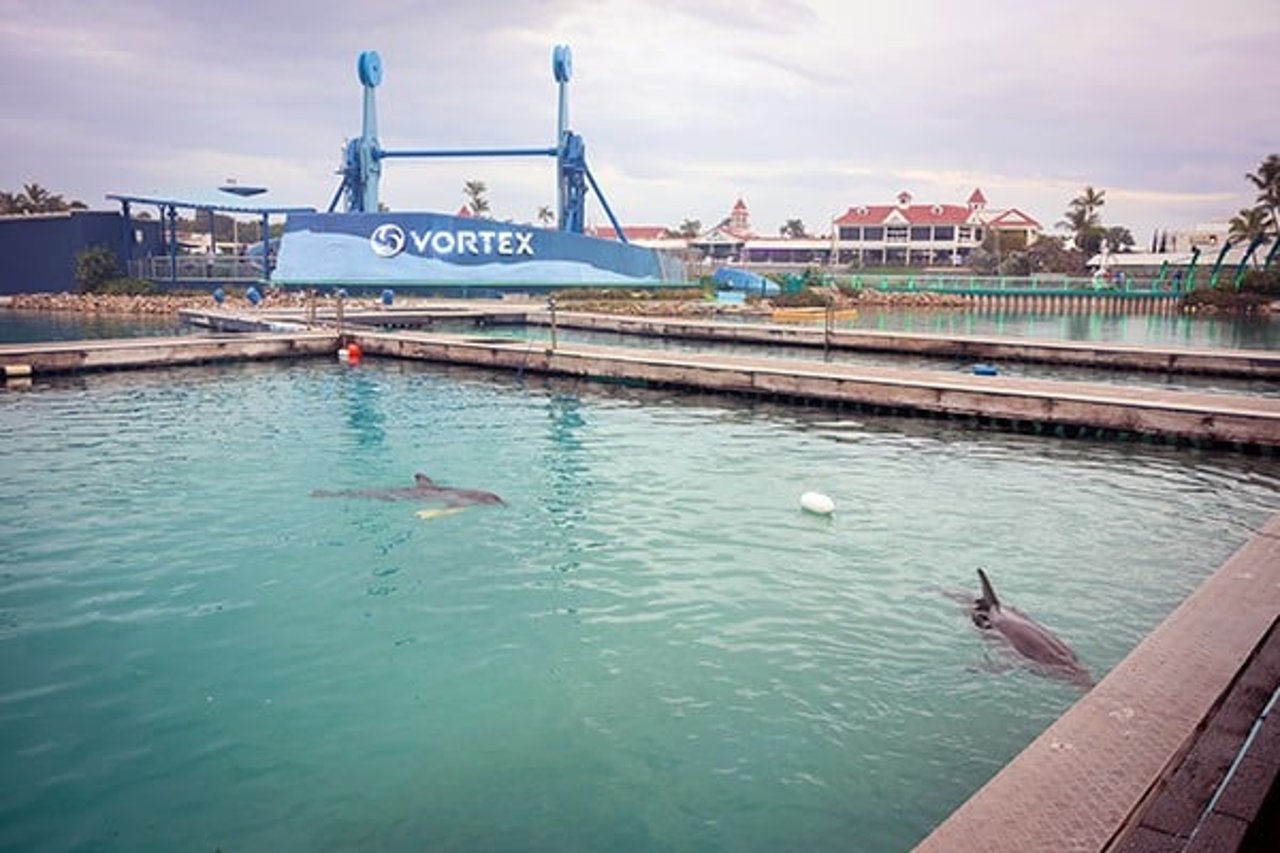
(129, 256), (268, 282)
(833, 273), (1184, 296)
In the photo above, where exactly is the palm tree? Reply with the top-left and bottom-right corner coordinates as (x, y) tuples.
(536, 205), (554, 227)
(1227, 207), (1272, 244)
(779, 218), (807, 239)
(677, 218), (701, 238)
(1245, 153), (1280, 234)
(21, 182), (52, 212)
(463, 180), (490, 218)
(1059, 186), (1107, 253)
(1071, 185), (1106, 217)
(6, 182), (85, 213)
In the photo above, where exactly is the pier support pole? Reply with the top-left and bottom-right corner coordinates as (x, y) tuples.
(548, 296), (558, 353)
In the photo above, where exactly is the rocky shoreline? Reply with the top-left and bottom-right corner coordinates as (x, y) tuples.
(0, 291), (314, 315)
(1, 288), (972, 318)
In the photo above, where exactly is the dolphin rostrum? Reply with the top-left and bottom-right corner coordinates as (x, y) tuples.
(311, 473), (504, 508)
(969, 568), (1092, 687)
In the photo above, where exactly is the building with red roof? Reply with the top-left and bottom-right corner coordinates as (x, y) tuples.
(830, 189), (1040, 267)
(592, 191), (1042, 268)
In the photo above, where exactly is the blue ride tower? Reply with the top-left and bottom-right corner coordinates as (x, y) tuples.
(329, 44), (627, 243)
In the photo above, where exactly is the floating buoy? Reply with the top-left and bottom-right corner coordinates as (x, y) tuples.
(246, 286), (262, 306)
(381, 288), (395, 306)
(800, 491), (835, 516)
(347, 342), (362, 364)
(337, 348), (350, 362)
(212, 286), (225, 305)
(972, 363), (999, 376)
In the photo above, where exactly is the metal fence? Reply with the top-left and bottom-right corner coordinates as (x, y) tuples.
(832, 273), (1183, 296)
(129, 256), (266, 282)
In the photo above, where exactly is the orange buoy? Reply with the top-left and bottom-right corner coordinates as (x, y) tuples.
(347, 342), (362, 364)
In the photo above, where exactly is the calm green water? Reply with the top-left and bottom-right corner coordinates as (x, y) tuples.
(846, 308), (1280, 350)
(0, 310), (188, 343)
(2, 361), (1277, 852)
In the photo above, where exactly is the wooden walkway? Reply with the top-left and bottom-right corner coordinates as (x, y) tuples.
(174, 304), (1280, 379)
(0, 332), (337, 378)
(350, 330), (1280, 450)
(4, 327), (1279, 449)
(537, 312), (1280, 379)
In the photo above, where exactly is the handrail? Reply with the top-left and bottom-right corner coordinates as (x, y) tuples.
(130, 256), (268, 282)
(836, 272), (1182, 296)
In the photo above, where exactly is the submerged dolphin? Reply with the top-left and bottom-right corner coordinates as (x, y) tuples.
(968, 568), (1092, 687)
(311, 473), (504, 508)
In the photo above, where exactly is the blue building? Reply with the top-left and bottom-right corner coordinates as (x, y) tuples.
(0, 210), (164, 295)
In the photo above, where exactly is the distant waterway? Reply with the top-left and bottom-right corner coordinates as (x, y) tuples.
(846, 307), (1280, 350)
(4, 304), (1278, 351)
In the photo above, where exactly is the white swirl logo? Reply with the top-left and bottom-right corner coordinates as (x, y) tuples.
(369, 223), (406, 258)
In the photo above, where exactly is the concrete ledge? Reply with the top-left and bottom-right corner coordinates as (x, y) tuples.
(915, 514), (1280, 852)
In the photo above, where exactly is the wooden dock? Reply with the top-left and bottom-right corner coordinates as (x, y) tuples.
(5, 325), (1278, 449)
(0, 332), (337, 377)
(348, 330), (1280, 450)
(175, 304), (1280, 379)
(535, 311), (1280, 379)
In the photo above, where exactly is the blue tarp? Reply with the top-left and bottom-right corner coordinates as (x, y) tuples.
(712, 266), (779, 296)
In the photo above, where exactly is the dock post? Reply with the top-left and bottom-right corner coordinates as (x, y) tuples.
(306, 289), (317, 328)
(336, 291), (345, 335)
(823, 291), (833, 361)
(548, 296), (558, 353)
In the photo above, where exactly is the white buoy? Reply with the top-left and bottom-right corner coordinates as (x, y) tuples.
(800, 491), (835, 516)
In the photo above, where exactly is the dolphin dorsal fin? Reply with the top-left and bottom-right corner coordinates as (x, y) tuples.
(414, 473), (435, 487)
(977, 568), (1001, 610)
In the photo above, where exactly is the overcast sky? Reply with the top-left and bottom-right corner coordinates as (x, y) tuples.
(2, 0), (1276, 244)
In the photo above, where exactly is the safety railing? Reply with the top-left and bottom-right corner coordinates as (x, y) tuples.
(833, 273), (1184, 296)
(129, 256), (268, 281)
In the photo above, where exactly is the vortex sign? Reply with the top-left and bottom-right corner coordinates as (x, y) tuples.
(369, 223), (407, 257)
(368, 222), (536, 259)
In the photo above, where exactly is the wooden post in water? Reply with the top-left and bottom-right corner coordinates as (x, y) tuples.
(548, 296), (558, 354)
(823, 290), (833, 361)
(306, 289), (317, 329)
(336, 291), (345, 336)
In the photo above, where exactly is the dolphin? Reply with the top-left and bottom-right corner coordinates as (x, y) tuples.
(968, 568), (1092, 687)
(311, 473), (504, 508)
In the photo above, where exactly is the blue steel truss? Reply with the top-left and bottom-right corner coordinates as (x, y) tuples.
(329, 45), (628, 243)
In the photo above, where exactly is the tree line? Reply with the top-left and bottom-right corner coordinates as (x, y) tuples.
(1, 183), (87, 215)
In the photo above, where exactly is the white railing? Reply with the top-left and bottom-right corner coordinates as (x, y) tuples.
(130, 256), (268, 281)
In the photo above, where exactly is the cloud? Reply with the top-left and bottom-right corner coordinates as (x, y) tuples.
(1, 0), (1275, 240)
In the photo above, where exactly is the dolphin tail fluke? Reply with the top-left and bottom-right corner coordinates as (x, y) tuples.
(977, 568), (1001, 610)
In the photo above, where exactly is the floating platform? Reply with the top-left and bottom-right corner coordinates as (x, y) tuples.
(0, 332), (337, 377)
(6, 325), (1279, 450)
(343, 329), (1280, 450)
(538, 311), (1280, 379)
